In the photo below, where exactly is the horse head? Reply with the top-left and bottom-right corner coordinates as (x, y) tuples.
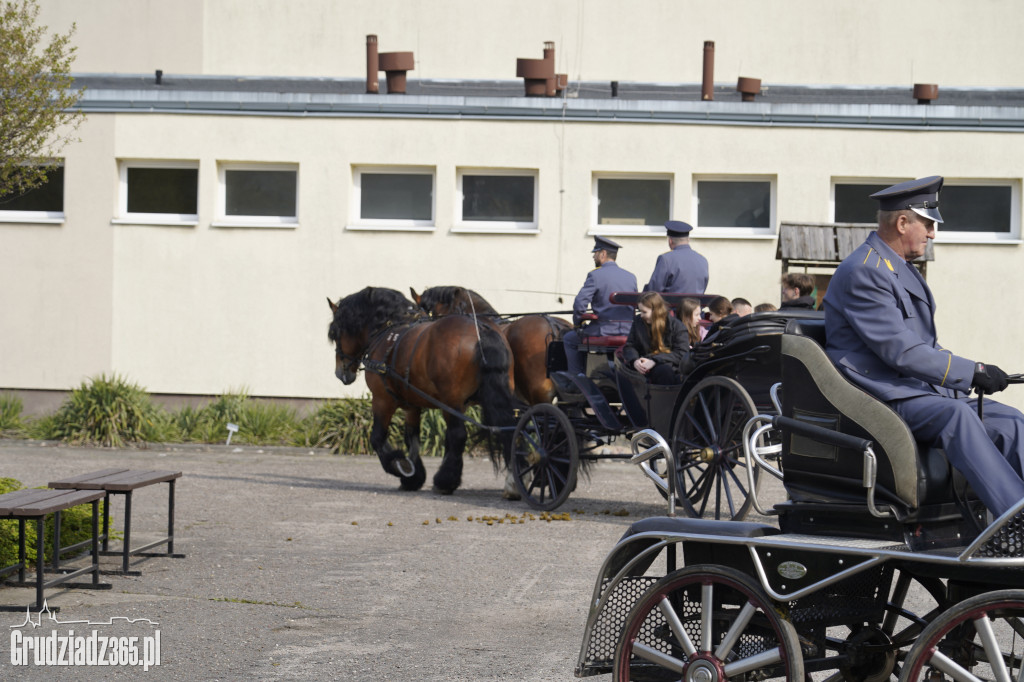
(327, 287), (419, 384)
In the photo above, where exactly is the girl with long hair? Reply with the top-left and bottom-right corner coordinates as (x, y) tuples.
(678, 297), (706, 347)
(622, 291), (691, 384)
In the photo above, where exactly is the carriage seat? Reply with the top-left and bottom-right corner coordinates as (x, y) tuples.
(580, 335), (628, 351)
(777, 326), (973, 535)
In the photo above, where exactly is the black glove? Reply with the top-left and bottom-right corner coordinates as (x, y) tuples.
(973, 362), (1009, 395)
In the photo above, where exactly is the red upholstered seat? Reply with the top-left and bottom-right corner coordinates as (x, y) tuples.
(582, 335), (628, 349)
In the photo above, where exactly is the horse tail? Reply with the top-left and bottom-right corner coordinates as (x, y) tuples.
(472, 324), (517, 467)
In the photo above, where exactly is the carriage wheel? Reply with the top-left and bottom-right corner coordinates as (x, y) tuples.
(899, 589), (1024, 682)
(670, 376), (759, 520)
(510, 403), (579, 511)
(613, 565), (803, 682)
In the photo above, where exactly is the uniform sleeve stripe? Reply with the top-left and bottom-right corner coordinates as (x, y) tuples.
(940, 351), (952, 386)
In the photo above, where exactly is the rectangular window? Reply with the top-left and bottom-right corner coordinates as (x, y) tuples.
(455, 169), (537, 232)
(117, 161), (199, 225)
(351, 166), (434, 230)
(216, 164), (298, 227)
(835, 178), (1020, 242)
(938, 183), (1017, 240)
(695, 178), (774, 235)
(833, 182), (892, 223)
(0, 165), (65, 222)
(592, 174), (671, 236)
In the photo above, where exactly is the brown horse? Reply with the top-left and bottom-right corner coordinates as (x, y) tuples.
(327, 286), (517, 496)
(410, 286), (571, 404)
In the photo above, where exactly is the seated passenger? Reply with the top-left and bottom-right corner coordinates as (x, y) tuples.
(754, 302), (777, 313)
(678, 297), (707, 346)
(705, 296), (738, 337)
(622, 292), (691, 384)
(780, 272), (817, 310)
(731, 297), (753, 317)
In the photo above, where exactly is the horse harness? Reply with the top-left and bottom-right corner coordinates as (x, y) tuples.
(353, 317), (508, 433)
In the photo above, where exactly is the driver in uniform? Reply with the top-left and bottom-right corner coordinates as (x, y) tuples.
(823, 176), (1024, 517)
(562, 236), (637, 376)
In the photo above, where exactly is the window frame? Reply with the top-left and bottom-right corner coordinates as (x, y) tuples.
(692, 174), (777, 238)
(213, 162), (299, 229)
(933, 178), (1021, 244)
(114, 160), (200, 226)
(348, 165), (436, 232)
(831, 177), (906, 225)
(590, 172), (673, 237)
(452, 167), (539, 234)
(0, 162), (66, 224)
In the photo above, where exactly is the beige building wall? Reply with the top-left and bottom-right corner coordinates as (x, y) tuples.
(5, 0), (1022, 410)
(40, 0), (1024, 87)
(3, 108), (1023, 405)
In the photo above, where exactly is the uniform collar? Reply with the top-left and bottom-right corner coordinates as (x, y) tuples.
(866, 231), (930, 302)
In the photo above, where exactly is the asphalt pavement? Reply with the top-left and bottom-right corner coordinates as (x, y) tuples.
(0, 439), (710, 681)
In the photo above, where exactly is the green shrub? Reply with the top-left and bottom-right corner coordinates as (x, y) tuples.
(46, 374), (161, 447)
(0, 393), (24, 433)
(0, 478), (109, 568)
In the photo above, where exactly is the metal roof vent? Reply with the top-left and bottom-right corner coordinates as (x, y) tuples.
(366, 35), (379, 93)
(516, 42), (567, 97)
(737, 77), (761, 102)
(913, 83), (939, 105)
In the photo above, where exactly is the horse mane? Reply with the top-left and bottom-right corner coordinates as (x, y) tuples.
(418, 286), (499, 316)
(328, 287), (419, 342)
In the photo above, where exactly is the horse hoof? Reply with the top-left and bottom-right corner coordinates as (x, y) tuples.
(432, 485), (455, 495)
(502, 489), (521, 501)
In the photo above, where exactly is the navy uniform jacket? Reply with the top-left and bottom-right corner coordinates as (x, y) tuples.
(573, 261), (638, 336)
(644, 244), (709, 294)
(823, 231), (974, 401)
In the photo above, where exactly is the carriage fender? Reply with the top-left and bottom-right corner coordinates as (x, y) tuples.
(604, 516), (781, 577)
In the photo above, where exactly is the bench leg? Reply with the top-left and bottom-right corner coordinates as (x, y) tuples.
(102, 492), (111, 552)
(18, 519), (26, 584)
(34, 518), (45, 610)
(122, 491), (132, 574)
(167, 480), (175, 555)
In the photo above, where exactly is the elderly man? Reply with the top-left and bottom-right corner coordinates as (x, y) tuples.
(562, 236), (638, 376)
(644, 221), (709, 294)
(823, 176), (1024, 517)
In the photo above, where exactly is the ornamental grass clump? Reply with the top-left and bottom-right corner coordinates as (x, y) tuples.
(47, 374), (162, 447)
(0, 392), (24, 434)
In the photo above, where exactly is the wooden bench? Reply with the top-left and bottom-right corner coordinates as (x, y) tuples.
(48, 469), (184, 575)
(0, 488), (111, 611)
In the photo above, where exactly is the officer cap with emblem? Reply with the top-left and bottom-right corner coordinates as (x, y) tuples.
(591, 236), (623, 253)
(664, 220), (694, 238)
(869, 176), (944, 223)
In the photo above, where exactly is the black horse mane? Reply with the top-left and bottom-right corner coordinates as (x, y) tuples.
(419, 286), (499, 316)
(328, 287), (421, 342)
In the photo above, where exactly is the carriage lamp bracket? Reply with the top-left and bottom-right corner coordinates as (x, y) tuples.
(863, 447), (895, 519)
(225, 422), (239, 445)
(630, 429), (677, 517)
(744, 416), (782, 517)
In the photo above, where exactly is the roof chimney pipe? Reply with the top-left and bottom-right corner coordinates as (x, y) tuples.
(155, 69), (163, 85)
(913, 83), (939, 105)
(702, 41), (715, 101)
(516, 42), (557, 97)
(736, 77), (761, 102)
(543, 41), (556, 96)
(380, 51), (415, 94)
(366, 35), (379, 94)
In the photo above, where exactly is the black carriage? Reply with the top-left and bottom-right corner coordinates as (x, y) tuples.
(508, 292), (824, 516)
(575, 320), (1024, 682)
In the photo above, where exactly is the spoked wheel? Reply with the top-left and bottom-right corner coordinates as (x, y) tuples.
(670, 376), (759, 520)
(510, 403), (579, 510)
(613, 565), (803, 682)
(899, 589), (1024, 682)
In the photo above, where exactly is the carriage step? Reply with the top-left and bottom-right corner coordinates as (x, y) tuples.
(558, 373), (624, 432)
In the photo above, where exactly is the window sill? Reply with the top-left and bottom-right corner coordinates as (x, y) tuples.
(112, 218), (199, 227)
(934, 237), (1022, 245)
(450, 226), (540, 235)
(346, 224), (436, 232)
(211, 221), (298, 230)
(0, 216), (65, 225)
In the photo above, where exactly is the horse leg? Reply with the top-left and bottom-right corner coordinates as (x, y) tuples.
(370, 400), (424, 490)
(400, 407), (427, 491)
(432, 413), (466, 494)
